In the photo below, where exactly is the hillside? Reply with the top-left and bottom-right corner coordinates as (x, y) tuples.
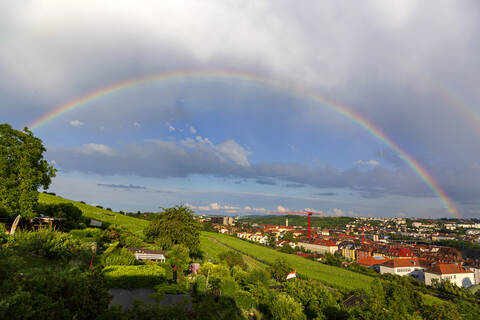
(203, 232), (374, 290)
(39, 193), (148, 236)
(240, 215), (354, 228)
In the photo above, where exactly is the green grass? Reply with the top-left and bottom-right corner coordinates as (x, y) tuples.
(203, 232), (374, 290)
(200, 233), (265, 270)
(39, 193), (148, 236)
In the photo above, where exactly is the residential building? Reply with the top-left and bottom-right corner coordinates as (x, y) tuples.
(424, 263), (475, 288)
(379, 259), (425, 281)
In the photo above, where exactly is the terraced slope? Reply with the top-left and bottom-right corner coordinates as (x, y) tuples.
(38, 193), (148, 236)
(203, 232), (374, 290)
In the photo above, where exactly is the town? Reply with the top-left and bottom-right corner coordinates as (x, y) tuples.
(201, 214), (480, 289)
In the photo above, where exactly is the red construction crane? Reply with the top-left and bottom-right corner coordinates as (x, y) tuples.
(270, 211), (322, 239)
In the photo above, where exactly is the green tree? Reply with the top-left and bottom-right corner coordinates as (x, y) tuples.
(219, 251), (247, 270)
(0, 124), (56, 219)
(268, 258), (294, 282)
(144, 205), (201, 252)
(282, 231), (295, 242)
(269, 292), (306, 320)
(167, 244), (191, 273)
(267, 233), (277, 248)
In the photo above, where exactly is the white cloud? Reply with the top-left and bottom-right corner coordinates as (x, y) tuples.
(189, 126), (197, 134)
(217, 139), (250, 167)
(333, 208), (344, 216)
(355, 160), (380, 166)
(69, 120), (84, 127)
(77, 143), (116, 156)
(168, 125), (175, 132)
(133, 121), (141, 128)
(304, 208), (323, 215)
(276, 205), (288, 212)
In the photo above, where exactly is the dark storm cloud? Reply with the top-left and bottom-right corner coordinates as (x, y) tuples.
(255, 179), (277, 186)
(314, 192), (337, 196)
(97, 183), (146, 190)
(48, 138), (471, 202)
(284, 183), (305, 188)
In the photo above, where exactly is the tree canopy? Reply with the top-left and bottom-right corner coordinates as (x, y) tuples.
(0, 124), (56, 219)
(144, 205), (201, 253)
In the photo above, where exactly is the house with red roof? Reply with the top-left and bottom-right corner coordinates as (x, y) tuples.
(387, 247), (416, 259)
(425, 263), (475, 288)
(379, 258), (425, 281)
(357, 256), (390, 272)
(297, 239), (338, 255)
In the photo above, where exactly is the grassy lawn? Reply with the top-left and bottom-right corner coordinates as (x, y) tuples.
(39, 193), (148, 236)
(203, 232), (374, 290)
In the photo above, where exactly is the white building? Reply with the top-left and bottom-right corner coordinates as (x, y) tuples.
(297, 240), (338, 255)
(425, 263), (475, 288)
(379, 259), (425, 281)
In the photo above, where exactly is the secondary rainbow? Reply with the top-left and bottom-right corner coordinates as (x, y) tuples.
(28, 71), (460, 218)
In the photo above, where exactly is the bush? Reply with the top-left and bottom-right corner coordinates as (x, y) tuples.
(268, 258), (293, 282)
(101, 242), (136, 266)
(69, 228), (103, 240)
(35, 203), (84, 231)
(219, 251), (247, 271)
(14, 229), (87, 262)
(234, 290), (256, 310)
(103, 265), (167, 288)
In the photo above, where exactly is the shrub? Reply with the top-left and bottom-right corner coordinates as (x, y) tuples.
(35, 203), (84, 231)
(234, 290), (256, 310)
(101, 242), (136, 266)
(103, 265), (167, 288)
(268, 258), (293, 282)
(219, 251), (247, 270)
(14, 229), (87, 262)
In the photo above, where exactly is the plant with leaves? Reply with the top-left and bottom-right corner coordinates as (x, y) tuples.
(268, 257), (294, 282)
(219, 250), (247, 271)
(167, 244), (191, 274)
(0, 124), (56, 220)
(144, 205), (200, 252)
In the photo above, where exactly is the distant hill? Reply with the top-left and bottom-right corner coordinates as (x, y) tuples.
(240, 215), (354, 228)
(38, 193), (148, 236)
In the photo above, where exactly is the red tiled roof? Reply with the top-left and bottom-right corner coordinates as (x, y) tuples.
(357, 256), (390, 266)
(426, 263), (474, 275)
(312, 239), (337, 246)
(388, 247), (416, 258)
(381, 258), (419, 268)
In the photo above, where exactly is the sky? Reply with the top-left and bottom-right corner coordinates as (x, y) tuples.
(1, 0), (480, 218)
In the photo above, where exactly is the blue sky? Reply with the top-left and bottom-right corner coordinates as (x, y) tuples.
(1, 1), (480, 218)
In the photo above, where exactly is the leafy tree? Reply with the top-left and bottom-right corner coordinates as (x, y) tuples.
(282, 231), (295, 242)
(268, 257), (294, 282)
(167, 244), (191, 273)
(144, 205), (201, 252)
(421, 303), (460, 320)
(267, 233), (277, 248)
(36, 203), (84, 231)
(0, 124), (56, 219)
(269, 292), (306, 320)
(219, 250), (247, 270)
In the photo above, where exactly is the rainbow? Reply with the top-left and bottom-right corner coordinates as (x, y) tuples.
(28, 70), (460, 218)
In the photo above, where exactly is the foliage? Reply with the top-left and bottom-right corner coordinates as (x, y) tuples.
(283, 280), (345, 319)
(282, 231), (295, 242)
(323, 253), (342, 267)
(268, 257), (294, 282)
(167, 244), (191, 272)
(0, 124), (56, 219)
(36, 202), (85, 231)
(219, 250), (247, 270)
(14, 229), (88, 263)
(144, 205), (201, 253)
(267, 233), (277, 248)
(39, 193), (149, 236)
(102, 242), (136, 266)
(346, 263), (379, 277)
(69, 227), (103, 240)
(0, 267), (110, 320)
(103, 265), (167, 288)
(240, 215), (354, 228)
(280, 244), (295, 254)
(204, 232), (373, 290)
(421, 303), (461, 320)
(269, 292), (306, 320)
